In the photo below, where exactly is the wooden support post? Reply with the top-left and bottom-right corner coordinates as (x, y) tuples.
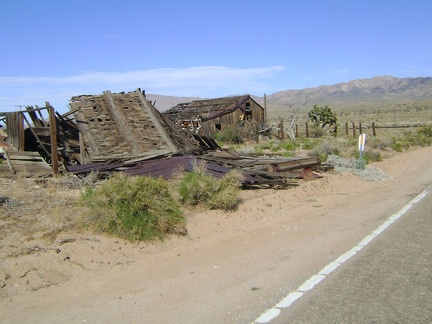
(295, 124), (298, 138)
(372, 122), (376, 136)
(345, 122), (349, 136)
(49, 107), (59, 175)
(18, 112), (25, 151)
(352, 122), (356, 138)
(305, 122), (309, 138)
(359, 122), (363, 134)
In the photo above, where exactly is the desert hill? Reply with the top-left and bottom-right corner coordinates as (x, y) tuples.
(264, 75), (432, 107)
(147, 76), (432, 114)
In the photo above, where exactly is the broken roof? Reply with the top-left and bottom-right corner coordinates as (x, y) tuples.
(69, 89), (204, 163)
(162, 95), (262, 121)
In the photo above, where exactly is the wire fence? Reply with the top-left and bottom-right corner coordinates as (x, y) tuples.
(275, 121), (432, 139)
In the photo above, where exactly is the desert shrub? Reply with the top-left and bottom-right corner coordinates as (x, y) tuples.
(254, 145), (263, 155)
(177, 161), (242, 211)
(280, 140), (299, 151)
(281, 151), (295, 157)
(416, 126), (432, 146)
(392, 141), (405, 152)
(216, 125), (244, 144)
(81, 173), (184, 242)
(259, 141), (273, 150)
(312, 138), (342, 161)
(270, 144), (279, 152)
(418, 125), (432, 138)
(364, 150), (383, 162)
(309, 125), (326, 138)
(301, 139), (319, 150)
(368, 135), (393, 150)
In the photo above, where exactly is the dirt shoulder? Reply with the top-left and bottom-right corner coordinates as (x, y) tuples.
(1, 146), (432, 323)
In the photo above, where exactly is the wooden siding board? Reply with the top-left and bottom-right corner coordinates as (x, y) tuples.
(70, 89), (202, 163)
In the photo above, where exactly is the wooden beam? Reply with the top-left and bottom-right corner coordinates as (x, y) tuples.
(103, 90), (140, 155)
(21, 112), (51, 157)
(136, 90), (179, 154)
(49, 106), (59, 175)
(70, 104), (100, 157)
(19, 112), (25, 151)
(2, 150), (16, 174)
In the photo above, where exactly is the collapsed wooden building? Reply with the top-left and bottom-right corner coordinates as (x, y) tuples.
(162, 95), (265, 135)
(0, 89), (321, 187)
(69, 89), (205, 164)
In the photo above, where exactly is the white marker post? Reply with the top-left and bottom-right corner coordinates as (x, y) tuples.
(358, 133), (366, 169)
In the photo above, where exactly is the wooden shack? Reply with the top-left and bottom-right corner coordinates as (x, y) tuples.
(162, 95), (265, 135)
(69, 89), (203, 164)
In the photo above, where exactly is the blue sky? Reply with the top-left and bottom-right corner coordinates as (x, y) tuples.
(1, 0), (431, 113)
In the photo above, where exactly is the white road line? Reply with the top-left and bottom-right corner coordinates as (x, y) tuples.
(253, 188), (429, 324)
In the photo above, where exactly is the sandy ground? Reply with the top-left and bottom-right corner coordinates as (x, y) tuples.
(1, 146), (432, 323)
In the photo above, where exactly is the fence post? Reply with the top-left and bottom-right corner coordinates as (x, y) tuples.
(295, 124), (298, 138)
(359, 122), (363, 134)
(345, 122), (349, 136)
(279, 120), (284, 140)
(352, 122), (356, 138)
(372, 122), (376, 136)
(305, 122), (309, 138)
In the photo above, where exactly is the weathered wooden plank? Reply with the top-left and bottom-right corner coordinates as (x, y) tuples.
(72, 106), (100, 157)
(136, 91), (179, 154)
(32, 127), (51, 136)
(1, 150), (15, 174)
(7, 151), (42, 157)
(103, 90), (140, 155)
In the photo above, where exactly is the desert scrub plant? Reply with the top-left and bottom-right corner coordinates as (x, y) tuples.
(280, 140), (299, 151)
(254, 144), (263, 155)
(301, 138), (319, 150)
(81, 173), (184, 242)
(216, 125), (244, 144)
(177, 161), (242, 211)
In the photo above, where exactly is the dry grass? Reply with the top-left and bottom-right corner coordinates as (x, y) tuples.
(0, 175), (86, 251)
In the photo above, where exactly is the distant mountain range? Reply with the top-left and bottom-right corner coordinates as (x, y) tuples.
(147, 76), (432, 112)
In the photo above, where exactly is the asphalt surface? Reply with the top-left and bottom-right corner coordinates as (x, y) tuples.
(265, 190), (432, 323)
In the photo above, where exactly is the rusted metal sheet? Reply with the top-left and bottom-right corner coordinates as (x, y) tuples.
(123, 155), (258, 184)
(65, 151), (316, 188)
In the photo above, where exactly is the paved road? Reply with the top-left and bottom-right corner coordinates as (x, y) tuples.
(257, 190), (432, 323)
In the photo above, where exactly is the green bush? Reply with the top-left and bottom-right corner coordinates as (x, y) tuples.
(392, 141), (404, 152)
(301, 139), (318, 150)
(312, 138), (342, 161)
(259, 141), (273, 150)
(280, 141), (299, 151)
(217, 125), (244, 144)
(418, 125), (432, 137)
(364, 150), (382, 162)
(177, 161), (242, 211)
(81, 173), (184, 242)
(254, 145), (263, 155)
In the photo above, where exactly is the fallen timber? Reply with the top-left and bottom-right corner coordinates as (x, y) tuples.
(1, 89), (323, 189)
(66, 152), (321, 189)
